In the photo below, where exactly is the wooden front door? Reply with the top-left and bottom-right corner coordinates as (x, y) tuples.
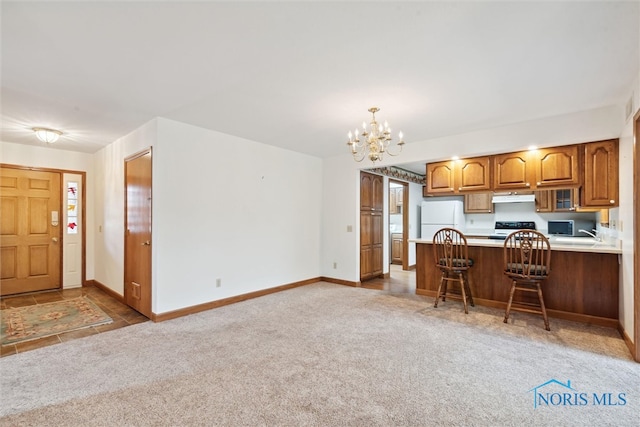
(1, 167), (61, 295)
(124, 150), (152, 318)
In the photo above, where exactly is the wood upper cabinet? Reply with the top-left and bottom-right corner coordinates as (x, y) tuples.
(534, 190), (552, 213)
(493, 151), (534, 190)
(372, 174), (384, 211)
(360, 173), (373, 210)
(552, 188), (579, 212)
(425, 161), (455, 194)
(425, 157), (490, 195)
(456, 156), (491, 192)
(464, 193), (494, 214)
(389, 187), (404, 214)
(360, 172), (383, 211)
(582, 139), (619, 207)
(360, 171), (384, 281)
(534, 145), (580, 188)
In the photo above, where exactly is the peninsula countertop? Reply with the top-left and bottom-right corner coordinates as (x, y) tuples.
(409, 236), (622, 255)
(412, 235), (620, 324)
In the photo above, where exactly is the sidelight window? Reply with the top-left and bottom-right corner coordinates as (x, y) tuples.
(67, 181), (78, 234)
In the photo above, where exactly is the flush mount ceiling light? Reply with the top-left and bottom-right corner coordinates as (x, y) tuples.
(32, 127), (62, 143)
(346, 107), (405, 163)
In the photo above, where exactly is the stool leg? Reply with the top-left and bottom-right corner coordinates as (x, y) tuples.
(463, 272), (474, 307)
(442, 274), (448, 302)
(536, 282), (550, 331)
(434, 272), (445, 308)
(504, 280), (517, 324)
(458, 272), (468, 314)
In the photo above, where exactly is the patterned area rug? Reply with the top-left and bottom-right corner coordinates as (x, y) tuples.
(1, 297), (112, 345)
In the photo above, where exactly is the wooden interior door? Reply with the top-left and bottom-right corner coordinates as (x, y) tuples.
(1, 167), (61, 295)
(124, 150), (152, 318)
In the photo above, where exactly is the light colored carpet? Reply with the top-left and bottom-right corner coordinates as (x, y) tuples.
(0, 282), (638, 426)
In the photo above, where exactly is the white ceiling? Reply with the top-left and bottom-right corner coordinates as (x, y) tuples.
(2, 1), (638, 175)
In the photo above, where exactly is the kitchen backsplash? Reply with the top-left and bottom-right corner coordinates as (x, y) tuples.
(464, 202), (598, 234)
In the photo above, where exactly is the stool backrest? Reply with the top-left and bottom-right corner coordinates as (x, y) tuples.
(433, 228), (469, 270)
(503, 230), (551, 279)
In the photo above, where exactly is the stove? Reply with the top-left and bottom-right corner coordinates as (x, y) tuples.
(488, 221), (536, 240)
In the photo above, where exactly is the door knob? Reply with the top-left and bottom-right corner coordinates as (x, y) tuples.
(142, 240), (151, 246)
(52, 237), (58, 243)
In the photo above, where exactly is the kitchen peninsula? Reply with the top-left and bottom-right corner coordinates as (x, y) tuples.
(410, 237), (622, 327)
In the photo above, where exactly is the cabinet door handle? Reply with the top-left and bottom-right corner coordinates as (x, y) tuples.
(610, 200), (615, 204)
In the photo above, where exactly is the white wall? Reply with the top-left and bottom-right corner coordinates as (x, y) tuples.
(614, 71), (639, 342)
(93, 119), (158, 295)
(0, 141), (95, 279)
(152, 118), (322, 314)
(407, 181), (422, 267)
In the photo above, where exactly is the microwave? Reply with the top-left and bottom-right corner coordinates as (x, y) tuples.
(547, 220), (595, 236)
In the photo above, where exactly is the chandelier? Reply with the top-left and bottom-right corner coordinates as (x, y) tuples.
(346, 107), (404, 162)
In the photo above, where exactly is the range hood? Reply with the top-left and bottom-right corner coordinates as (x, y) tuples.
(491, 193), (536, 204)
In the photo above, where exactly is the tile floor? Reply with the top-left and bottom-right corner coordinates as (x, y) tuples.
(0, 285), (148, 357)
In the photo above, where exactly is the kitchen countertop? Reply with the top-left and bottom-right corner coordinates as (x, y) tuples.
(409, 236), (622, 254)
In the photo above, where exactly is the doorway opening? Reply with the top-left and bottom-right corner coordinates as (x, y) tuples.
(388, 180), (411, 292)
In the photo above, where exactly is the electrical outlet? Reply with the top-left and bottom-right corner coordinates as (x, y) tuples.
(347, 225), (353, 232)
(333, 262), (337, 269)
(216, 278), (221, 287)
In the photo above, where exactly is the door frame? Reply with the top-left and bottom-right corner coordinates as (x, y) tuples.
(389, 179), (409, 270)
(633, 111), (640, 362)
(0, 163), (87, 288)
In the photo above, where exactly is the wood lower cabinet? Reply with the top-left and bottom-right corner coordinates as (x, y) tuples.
(582, 139), (619, 207)
(415, 243), (618, 323)
(464, 193), (493, 213)
(391, 233), (403, 264)
(360, 172), (383, 280)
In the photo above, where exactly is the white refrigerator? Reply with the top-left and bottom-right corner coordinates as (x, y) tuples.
(420, 200), (465, 240)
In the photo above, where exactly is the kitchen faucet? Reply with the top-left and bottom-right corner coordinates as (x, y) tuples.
(578, 229), (601, 241)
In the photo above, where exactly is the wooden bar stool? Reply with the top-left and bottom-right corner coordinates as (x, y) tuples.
(432, 228), (474, 314)
(503, 230), (552, 331)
